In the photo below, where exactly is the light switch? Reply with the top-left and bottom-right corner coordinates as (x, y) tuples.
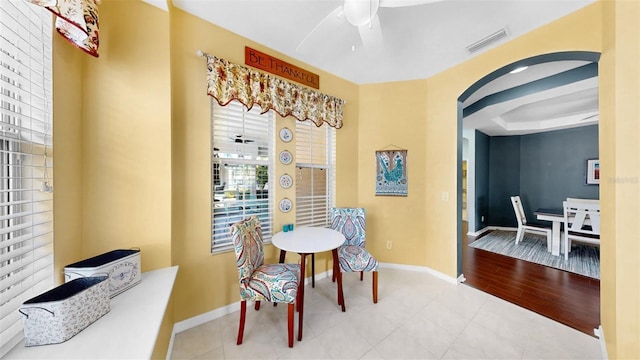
(441, 191), (449, 201)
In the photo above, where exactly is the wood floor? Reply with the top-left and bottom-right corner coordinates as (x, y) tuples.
(461, 229), (601, 337)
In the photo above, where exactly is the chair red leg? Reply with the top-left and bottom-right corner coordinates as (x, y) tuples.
(254, 300), (261, 311)
(296, 291), (303, 341)
(332, 254), (338, 282)
(288, 303), (295, 347)
(332, 250), (340, 303)
(360, 271), (364, 281)
(337, 270), (345, 311)
(331, 249), (345, 311)
(237, 300), (247, 345)
(297, 294), (304, 342)
(372, 271), (378, 304)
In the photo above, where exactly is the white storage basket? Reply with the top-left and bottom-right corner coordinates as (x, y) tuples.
(20, 276), (110, 346)
(64, 249), (141, 297)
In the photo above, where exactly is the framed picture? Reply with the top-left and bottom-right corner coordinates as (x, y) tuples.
(375, 149), (408, 196)
(586, 159), (600, 185)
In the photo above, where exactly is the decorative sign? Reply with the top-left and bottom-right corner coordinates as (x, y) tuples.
(375, 150), (408, 196)
(245, 46), (319, 89)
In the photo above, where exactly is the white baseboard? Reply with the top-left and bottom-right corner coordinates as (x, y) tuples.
(594, 325), (608, 359)
(166, 262), (457, 359)
(468, 226), (516, 237)
(378, 262), (457, 284)
(169, 269), (332, 336)
(166, 269), (334, 359)
(166, 256), (607, 360)
(166, 300), (239, 360)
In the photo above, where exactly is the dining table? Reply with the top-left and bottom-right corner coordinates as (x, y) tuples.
(534, 208), (564, 256)
(271, 226), (346, 341)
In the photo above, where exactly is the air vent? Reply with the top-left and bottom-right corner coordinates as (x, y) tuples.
(466, 28), (509, 54)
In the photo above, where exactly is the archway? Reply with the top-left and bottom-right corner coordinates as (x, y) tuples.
(457, 52), (600, 333)
(456, 51), (600, 276)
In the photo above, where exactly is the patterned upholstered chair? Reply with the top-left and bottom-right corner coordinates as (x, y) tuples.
(331, 207), (379, 310)
(231, 216), (301, 347)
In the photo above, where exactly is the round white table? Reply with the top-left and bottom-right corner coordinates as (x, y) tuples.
(271, 226), (346, 341)
(272, 227), (345, 254)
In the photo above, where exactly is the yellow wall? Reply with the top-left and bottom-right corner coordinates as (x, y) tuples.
(168, 5), (359, 323)
(600, 1), (640, 358)
(358, 2), (638, 358)
(53, 0), (174, 357)
(53, 30), (83, 282)
(361, 0), (604, 278)
(359, 80), (430, 265)
(80, 0), (172, 270)
(51, 0), (639, 358)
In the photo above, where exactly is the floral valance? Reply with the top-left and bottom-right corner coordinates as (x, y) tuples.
(204, 54), (345, 129)
(25, 0), (100, 57)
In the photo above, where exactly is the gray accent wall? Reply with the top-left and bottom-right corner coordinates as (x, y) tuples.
(473, 125), (599, 231)
(488, 136), (521, 226)
(474, 131), (489, 230)
(519, 125), (599, 226)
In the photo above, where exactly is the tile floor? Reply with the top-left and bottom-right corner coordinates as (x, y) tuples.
(170, 268), (602, 359)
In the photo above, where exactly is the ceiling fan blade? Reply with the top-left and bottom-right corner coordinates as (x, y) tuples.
(296, 6), (345, 52)
(357, 15), (384, 49)
(379, 0), (445, 8)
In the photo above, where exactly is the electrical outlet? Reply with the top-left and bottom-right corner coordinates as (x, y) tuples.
(441, 191), (449, 201)
(481, 215), (485, 222)
(386, 241), (392, 249)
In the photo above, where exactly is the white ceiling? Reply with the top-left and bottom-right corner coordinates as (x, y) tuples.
(146, 0), (599, 136)
(461, 60), (599, 136)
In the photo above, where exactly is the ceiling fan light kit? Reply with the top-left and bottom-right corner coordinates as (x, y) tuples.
(344, 0), (380, 26)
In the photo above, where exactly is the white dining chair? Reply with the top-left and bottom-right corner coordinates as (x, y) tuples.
(510, 196), (552, 250)
(563, 200), (600, 260)
(566, 197), (600, 205)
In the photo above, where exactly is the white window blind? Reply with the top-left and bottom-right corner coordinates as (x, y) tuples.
(211, 101), (273, 253)
(295, 121), (335, 227)
(0, 0), (54, 356)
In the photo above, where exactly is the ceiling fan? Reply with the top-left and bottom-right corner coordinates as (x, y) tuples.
(231, 135), (255, 144)
(296, 0), (445, 53)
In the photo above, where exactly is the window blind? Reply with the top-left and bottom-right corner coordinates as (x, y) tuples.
(211, 101), (273, 252)
(295, 121), (335, 227)
(0, 0), (54, 356)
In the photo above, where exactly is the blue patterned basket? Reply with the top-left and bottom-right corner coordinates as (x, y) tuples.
(19, 276), (110, 346)
(64, 249), (141, 297)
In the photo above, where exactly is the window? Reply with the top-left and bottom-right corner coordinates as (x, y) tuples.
(295, 121), (335, 227)
(0, 0), (54, 356)
(211, 101), (274, 253)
